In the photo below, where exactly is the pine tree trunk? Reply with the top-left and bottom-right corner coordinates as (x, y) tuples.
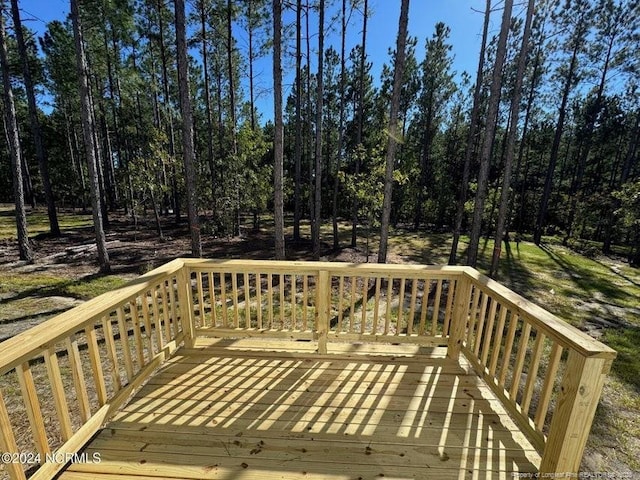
(175, 0), (202, 257)
(378, 0), (409, 264)
(1, 4), (32, 261)
(449, 0), (491, 265)
(489, 0), (534, 277)
(199, 0), (216, 219)
(10, 0), (59, 236)
(71, 0), (110, 272)
(466, 0), (513, 267)
(227, 0), (238, 156)
(293, 0), (302, 242)
(311, 0), (325, 260)
(273, 0), (286, 260)
(332, 0), (347, 250)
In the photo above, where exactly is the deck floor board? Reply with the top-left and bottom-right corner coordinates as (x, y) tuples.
(58, 339), (540, 480)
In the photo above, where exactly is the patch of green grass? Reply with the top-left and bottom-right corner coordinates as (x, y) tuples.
(604, 327), (640, 391)
(0, 204), (92, 240)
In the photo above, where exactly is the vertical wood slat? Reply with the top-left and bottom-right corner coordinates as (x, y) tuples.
(509, 322), (533, 400)
(397, 278), (406, 335)
(44, 346), (73, 441)
(168, 276), (178, 334)
(349, 277), (357, 332)
(176, 266), (195, 348)
(102, 315), (122, 391)
(316, 270), (330, 354)
(488, 307), (508, 377)
(291, 275), (297, 330)
(384, 277), (393, 335)
(407, 279), (418, 335)
(129, 300), (145, 366)
(373, 277), (381, 333)
(151, 287), (164, 348)
(466, 287), (482, 346)
(443, 279), (456, 337)
(231, 273), (239, 328)
(256, 273), (263, 329)
(473, 293), (490, 356)
(361, 277), (369, 334)
(116, 306), (133, 382)
(534, 342), (563, 430)
(498, 313), (520, 387)
(431, 279), (443, 336)
(337, 276), (344, 332)
(15, 362), (50, 456)
(161, 281), (172, 341)
(244, 272), (251, 329)
(480, 299), (499, 364)
(65, 335), (92, 422)
(207, 272), (217, 327)
(302, 275), (308, 330)
(140, 292), (154, 355)
(521, 331), (547, 414)
(196, 272), (206, 327)
(267, 273), (273, 329)
(87, 325), (108, 405)
(220, 273), (228, 328)
(0, 390), (27, 480)
(279, 274), (285, 329)
(447, 277), (472, 359)
(419, 279), (430, 335)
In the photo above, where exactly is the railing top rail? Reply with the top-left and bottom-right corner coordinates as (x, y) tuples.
(463, 268), (616, 359)
(182, 258), (468, 277)
(0, 258), (185, 376)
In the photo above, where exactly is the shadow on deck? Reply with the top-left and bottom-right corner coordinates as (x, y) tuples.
(61, 339), (539, 480)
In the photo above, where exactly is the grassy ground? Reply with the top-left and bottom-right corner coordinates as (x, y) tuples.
(1, 205), (639, 475)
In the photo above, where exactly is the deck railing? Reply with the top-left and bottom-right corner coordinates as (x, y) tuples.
(0, 258), (616, 479)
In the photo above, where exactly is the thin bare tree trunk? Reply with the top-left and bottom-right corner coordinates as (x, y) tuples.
(71, 0), (110, 272)
(10, 0), (59, 236)
(467, 0), (513, 267)
(490, 0), (534, 277)
(312, 0), (325, 260)
(293, 0), (302, 242)
(175, 0), (202, 257)
(378, 0), (410, 264)
(332, 0), (347, 250)
(273, 0), (285, 259)
(449, 0), (491, 265)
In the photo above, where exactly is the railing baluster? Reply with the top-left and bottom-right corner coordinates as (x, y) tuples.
(302, 274), (308, 330)
(509, 322), (532, 401)
(141, 291), (154, 355)
(337, 275), (344, 332)
(431, 279), (443, 336)
(443, 279), (455, 337)
(521, 331), (547, 414)
(349, 276), (357, 333)
(373, 276), (381, 334)
(397, 277), (406, 335)
(65, 335), (92, 421)
(419, 278), (430, 335)
(316, 270), (330, 354)
(244, 272), (251, 328)
(196, 272), (206, 327)
(220, 272), (228, 328)
(279, 274), (285, 329)
(488, 307), (508, 377)
(466, 287), (481, 346)
(129, 300), (145, 366)
(480, 298), (498, 364)
(102, 315), (122, 390)
(473, 293), (489, 356)
(256, 273), (263, 329)
(151, 287), (163, 349)
(16, 362), (50, 456)
(208, 272), (217, 327)
(498, 313), (519, 388)
(407, 279), (418, 335)
(534, 342), (563, 430)
(44, 345), (73, 440)
(291, 274), (297, 330)
(168, 276), (178, 335)
(231, 273), (239, 328)
(0, 390), (26, 480)
(87, 325), (108, 405)
(361, 276), (369, 334)
(267, 272), (273, 329)
(161, 281), (172, 341)
(384, 276), (393, 335)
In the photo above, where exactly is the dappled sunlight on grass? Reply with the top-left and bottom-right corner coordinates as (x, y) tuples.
(0, 204), (92, 240)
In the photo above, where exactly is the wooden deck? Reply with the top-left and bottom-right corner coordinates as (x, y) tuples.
(58, 339), (540, 480)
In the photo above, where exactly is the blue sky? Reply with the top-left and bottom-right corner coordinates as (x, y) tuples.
(16, 0), (495, 121)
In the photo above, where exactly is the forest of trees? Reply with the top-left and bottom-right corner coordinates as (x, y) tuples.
(0, 0), (639, 273)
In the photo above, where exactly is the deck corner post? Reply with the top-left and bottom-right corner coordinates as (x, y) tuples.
(447, 273), (472, 360)
(177, 265), (196, 348)
(540, 352), (609, 475)
(316, 269), (330, 354)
